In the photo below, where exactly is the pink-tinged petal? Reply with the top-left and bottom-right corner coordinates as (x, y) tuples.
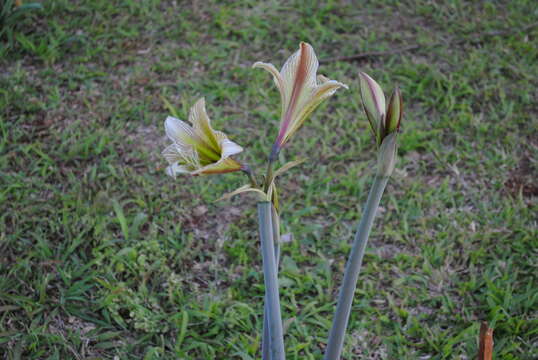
(280, 42), (318, 104)
(277, 42), (319, 147)
(283, 79), (347, 143)
(189, 98), (220, 151)
(359, 72), (385, 139)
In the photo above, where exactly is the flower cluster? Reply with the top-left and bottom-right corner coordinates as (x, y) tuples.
(162, 42), (349, 180)
(158, 42), (405, 360)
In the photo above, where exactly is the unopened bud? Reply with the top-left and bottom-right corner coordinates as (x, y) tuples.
(359, 72), (385, 143)
(385, 87), (402, 133)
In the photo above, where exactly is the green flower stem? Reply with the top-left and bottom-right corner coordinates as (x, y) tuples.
(324, 175), (390, 360)
(262, 205), (281, 359)
(258, 202), (285, 360)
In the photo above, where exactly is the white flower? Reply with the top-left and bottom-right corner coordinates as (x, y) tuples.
(253, 42), (348, 156)
(162, 98), (243, 177)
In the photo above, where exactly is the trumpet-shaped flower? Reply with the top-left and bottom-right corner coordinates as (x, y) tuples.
(253, 42), (348, 158)
(162, 98), (243, 177)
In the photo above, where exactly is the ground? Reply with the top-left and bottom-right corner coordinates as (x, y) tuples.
(0, 0), (537, 359)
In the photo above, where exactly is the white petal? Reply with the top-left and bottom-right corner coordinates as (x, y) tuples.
(253, 62), (286, 113)
(283, 79), (347, 142)
(253, 62), (283, 89)
(313, 79), (348, 100)
(164, 116), (196, 146)
(162, 144), (182, 164)
(317, 74), (330, 84)
(166, 163), (192, 178)
(220, 138), (243, 158)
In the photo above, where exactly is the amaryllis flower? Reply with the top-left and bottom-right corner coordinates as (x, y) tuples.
(253, 42), (348, 158)
(162, 98), (243, 177)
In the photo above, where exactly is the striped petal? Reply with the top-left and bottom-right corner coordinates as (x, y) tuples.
(252, 62), (286, 116)
(277, 42), (319, 146)
(165, 116), (197, 148)
(193, 157), (242, 175)
(359, 72), (386, 142)
(280, 42), (318, 110)
(189, 98), (220, 151)
(166, 163), (192, 178)
(284, 78), (348, 144)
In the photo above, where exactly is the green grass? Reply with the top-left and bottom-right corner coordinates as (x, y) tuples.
(1, 0), (537, 359)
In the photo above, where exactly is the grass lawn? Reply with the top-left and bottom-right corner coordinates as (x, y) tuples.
(1, 0), (537, 359)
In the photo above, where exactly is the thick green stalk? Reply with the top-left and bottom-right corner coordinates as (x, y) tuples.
(258, 202), (285, 360)
(262, 205), (281, 360)
(324, 176), (389, 360)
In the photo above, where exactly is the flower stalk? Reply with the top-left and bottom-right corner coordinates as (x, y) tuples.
(258, 202), (285, 360)
(262, 205), (281, 359)
(323, 175), (389, 360)
(324, 72), (401, 359)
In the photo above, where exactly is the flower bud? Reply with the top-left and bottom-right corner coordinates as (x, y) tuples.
(359, 72), (385, 143)
(385, 87), (402, 134)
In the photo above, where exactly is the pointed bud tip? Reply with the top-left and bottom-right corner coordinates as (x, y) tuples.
(359, 72), (386, 140)
(386, 86), (403, 133)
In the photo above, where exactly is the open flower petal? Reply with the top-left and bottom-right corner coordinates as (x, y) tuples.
(280, 42), (318, 113)
(193, 157), (242, 175)
(220, 137), (243, 158)
(166, 163), (192, 178)
(165, 116), (197, 147)
(286, 78), (348, 140)
(189, 98), (220, 150)
(253, 62), (285, 114)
